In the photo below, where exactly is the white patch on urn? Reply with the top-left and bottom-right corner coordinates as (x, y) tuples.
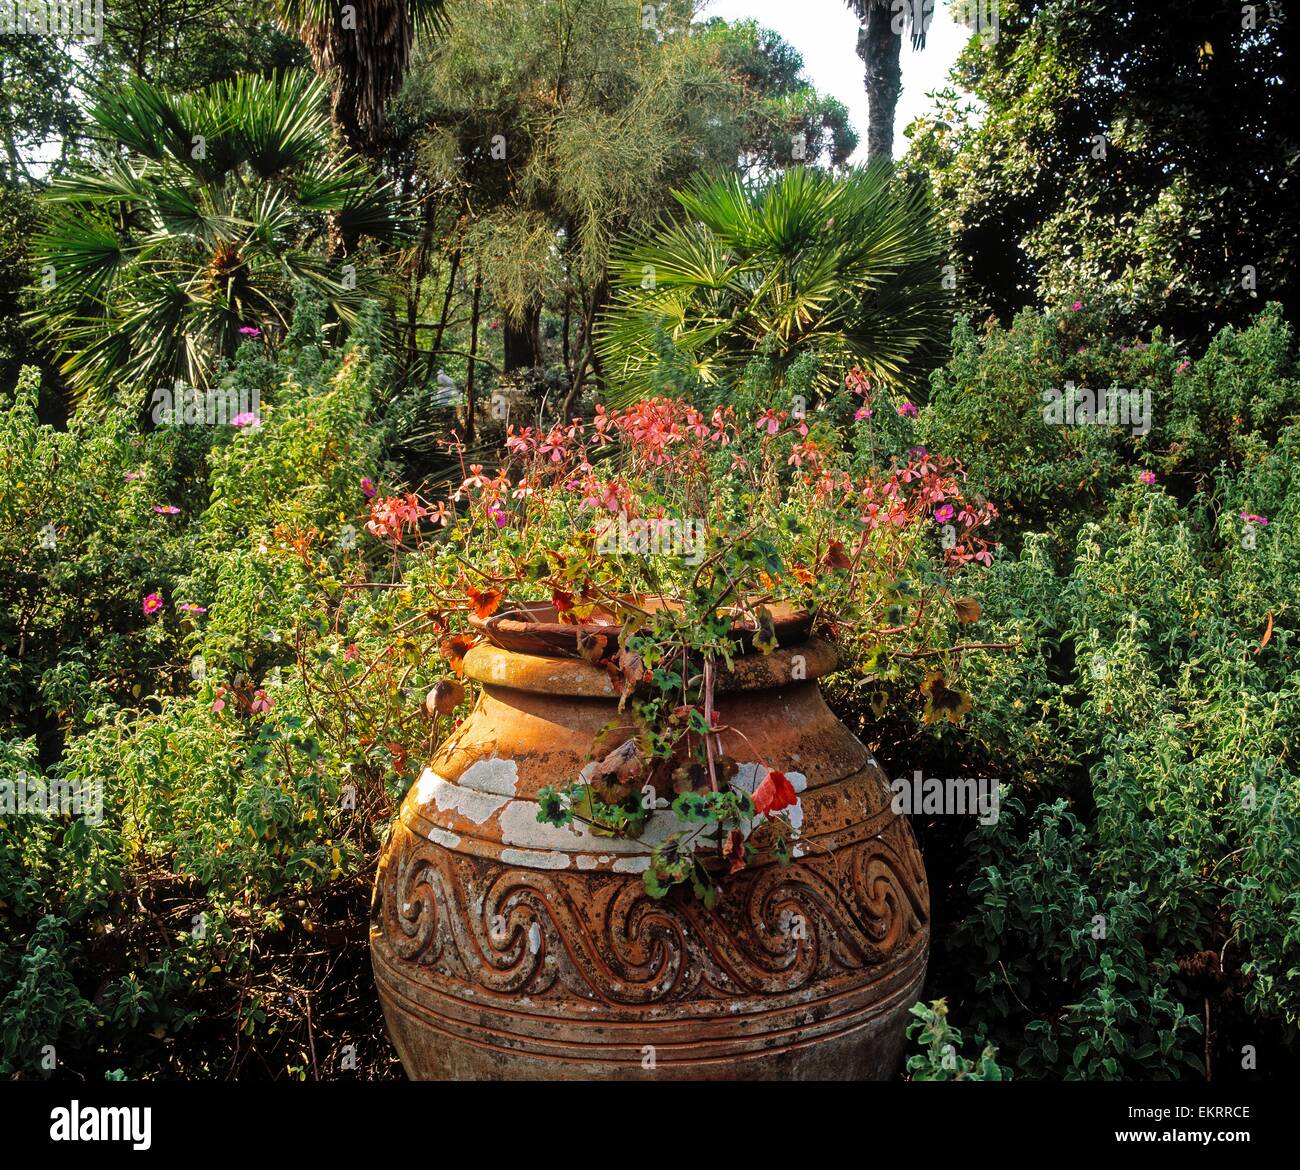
(415, 766), (438, 805)
(499, 797), (711, 856)
(427, 825), (462, 850)
(527, 922), (542, 954)
(500, 847), (571, 869)
(611, 855), (650, 873)
(415, 760), (516, 824)
(575, 853), (617, 871)
(457, 756), (520, 797)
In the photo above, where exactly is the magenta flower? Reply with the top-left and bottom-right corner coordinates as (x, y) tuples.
(854, 406), (873, 421)
(934, 504), (956, 524)
(178, 602), (208, 614)
(897, 402), (918, 418)
(1071, 301), (1084, 312)
(488, 506), (507, 529)
(1240, 511), (1270, 526)
(360, 477), (377, 499)
(142, 592), (165, 616)
(1140, 470), (1157, 485)
(1176, 360), (1190, 374)
(153, 504), (181, 514)
(124, 470), (143, 481)
(239, 326), (261, 337)
(230, 412), (259, 428)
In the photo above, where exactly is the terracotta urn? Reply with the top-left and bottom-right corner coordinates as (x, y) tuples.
(370, 630), (930, 1080)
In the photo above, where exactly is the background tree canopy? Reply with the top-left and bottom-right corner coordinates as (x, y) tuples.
(903, 0), (1299, 344)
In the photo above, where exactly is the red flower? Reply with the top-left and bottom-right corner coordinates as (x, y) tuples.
(752, 768), (798, 817)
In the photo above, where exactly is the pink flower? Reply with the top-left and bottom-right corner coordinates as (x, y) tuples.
(854, 406), (873, 421)
(1240, 511), (1269, 526)
(755, 409), (783, 436)
(124, 470), (143, 481)
(178, 602), (207, 614)
(231, 412), (259, 428)
(360, 477), (377, 498)
(505, 426), (536, 455)
(153, 504), (181, 514)
(1071, 301), (1084, 312)
(365, 492), (427, 545)
(239, 326), (261, 337)
(458, 464), (487, 496)
(934, 504), (956, 524)
(142, 592), (164, 616)
(897, 402), (918, 418)
(1140, 470), (1157, 485)
(212, 690), (225, 714)
(344, 643), (359, 661)
(1176, 360), (1190, 374)
(488, 505), (507, 529)
(249, 689), (273, 715)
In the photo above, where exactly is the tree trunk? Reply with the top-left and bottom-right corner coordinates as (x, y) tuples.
(428, 246), (462, 382)
(859, 1), (903, 166)
(502, 302), (542, 373)
(559, 279), (606, 421)
(465, 267), (482, 446)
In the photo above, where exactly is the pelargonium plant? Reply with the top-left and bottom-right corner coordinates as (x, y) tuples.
(361, 383), (999, 904)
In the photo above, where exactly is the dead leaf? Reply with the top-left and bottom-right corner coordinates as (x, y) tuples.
(426, 680), (465, 717)
(752, 605), (778, 654)
(1257, 610), (1274, 654)
(823, 540), (852, 571)
(577, 628), (609, 664)
(606, 647), (646, 709)
(723, 828), (747, 874)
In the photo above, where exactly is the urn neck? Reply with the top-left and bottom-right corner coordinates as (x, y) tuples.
(461, 637), (837, 697)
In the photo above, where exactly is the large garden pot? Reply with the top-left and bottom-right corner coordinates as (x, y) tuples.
(370, 634), (929, 1080)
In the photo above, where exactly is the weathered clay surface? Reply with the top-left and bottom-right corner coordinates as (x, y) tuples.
(370, 638), (929, 1080)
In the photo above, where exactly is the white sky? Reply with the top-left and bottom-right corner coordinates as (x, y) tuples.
(699, 0), (975, 161)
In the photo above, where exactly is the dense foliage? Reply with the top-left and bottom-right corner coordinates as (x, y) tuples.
(1, 0), (1296, 1086)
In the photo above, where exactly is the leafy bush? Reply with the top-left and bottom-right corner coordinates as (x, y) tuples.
(876, 305), (1300, 1079)
(0, 298), (410, 1078)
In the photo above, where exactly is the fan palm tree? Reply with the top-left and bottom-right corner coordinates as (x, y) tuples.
(596, 164), (950, 401)
(846, 0), (928, 164)
(272, 0), (450, 153)
(31, 71), (409, 404)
